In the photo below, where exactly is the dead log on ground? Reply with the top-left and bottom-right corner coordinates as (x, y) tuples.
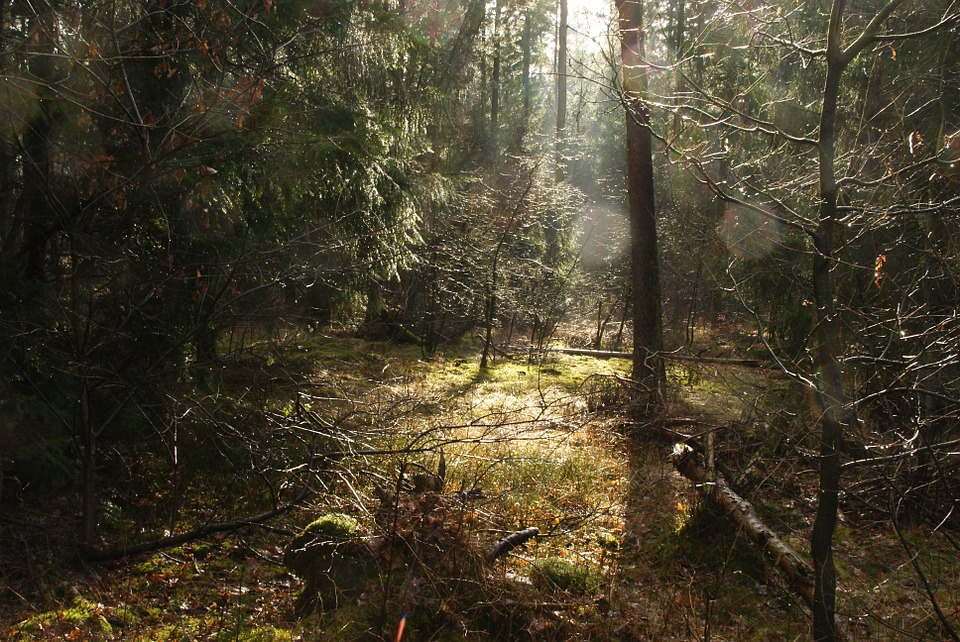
(548, 347), (766, 367)
(671, 445), (815, 610)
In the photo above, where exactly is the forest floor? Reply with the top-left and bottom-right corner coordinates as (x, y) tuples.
(1, 330), (957, 641)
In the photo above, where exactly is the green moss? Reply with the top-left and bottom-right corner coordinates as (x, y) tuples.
(670, 501), (768, 589)
(409, 349), (631, 401)
(213, 625), (297, 642)
(15, 595), (113, 637)
(474, 355), (630, 395)
(109, 605), (137, 628)
(109, 601), (164, 629)
(596, 530), (621, 552)
(285, 512), (375, 616)
(284, 512), (361, 572)
(136, 554), (182, 576)
(129, 616), (209, 641)
(318, 341), (357, 359)
(755, 498), (807, 531)
(529, 557), (602, 594)
(297, 513), (361, 541)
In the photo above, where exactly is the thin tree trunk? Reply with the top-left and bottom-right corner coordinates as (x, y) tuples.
(71, 252), (98, 548)
(10, 10), (59, 281)
(490, 0), (502, 144)
(556, 0), (567, 183)
(686, 257), (702, 346)
(522, 11), (532, 116)
(594, 298), (609, 349)
(479, 284), (496, 369)
(809, 6), (852, 638)
(544, 0), (569, 266)
(614, 284), (630, 349)
(809, 2), (905, 638)
(480, 179), (533, 370)
(80, 377), (97, 547)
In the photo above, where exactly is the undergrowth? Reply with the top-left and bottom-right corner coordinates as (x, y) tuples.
(2, 332), (957, 640)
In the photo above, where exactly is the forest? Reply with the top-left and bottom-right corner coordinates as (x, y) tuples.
(0, 0), (958, 640)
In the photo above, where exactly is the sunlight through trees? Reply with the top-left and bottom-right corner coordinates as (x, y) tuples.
(1, 0), (958, 639)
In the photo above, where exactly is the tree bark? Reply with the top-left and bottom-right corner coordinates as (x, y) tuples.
(544, 0), (569, 266)
(9, 9), (60, 282)
(487, 526), (539, 563)
(616, 0), (664, 394)
(480, 177), (532, 369)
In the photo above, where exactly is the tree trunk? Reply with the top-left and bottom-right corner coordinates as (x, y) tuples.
(809, 2), (905, 638)
(479, 283), (496, 370)
(71, 252), (98, 548)
(809, 7), (851, 639)
(0, 0), (15, 271)
(544, 0), (569, 267)
(522, 11), (532, 116)
(685, 257), (702, 346)
(481, 178), (532, 369)
(616, 0), (664, 393)
(490, 0), (502, 145)
(555, 0), (567, 183)
(10, 10), (59, 282)
(80, 381), (97, 548)
(614, 284), (630, 349)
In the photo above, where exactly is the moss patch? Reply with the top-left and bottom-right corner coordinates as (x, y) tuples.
(295, 513), (360, 542)
(529, 557), (603, 595)
(14, 595), (113, 639)
(213, 625), (297, 641)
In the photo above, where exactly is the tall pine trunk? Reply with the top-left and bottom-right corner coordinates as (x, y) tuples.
(616, 0), (664, 395)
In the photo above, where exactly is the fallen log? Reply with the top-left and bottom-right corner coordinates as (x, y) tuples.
(671, 444), (815, 610)
(549, 347), (633, 359)
(547, 347), (766, 368)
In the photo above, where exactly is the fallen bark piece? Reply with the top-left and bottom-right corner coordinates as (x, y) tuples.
(671, 445), (814, 609)
(488, 527), (540, 563)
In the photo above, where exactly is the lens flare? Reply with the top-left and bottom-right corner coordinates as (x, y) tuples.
(402, 0), (466, 44)
(720, 202), (783, 260)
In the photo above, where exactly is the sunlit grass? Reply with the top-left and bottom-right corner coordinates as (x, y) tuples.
(271, 338), (958, 640)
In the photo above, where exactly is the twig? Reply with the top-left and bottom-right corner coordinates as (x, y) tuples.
(80, 486), (309, 562)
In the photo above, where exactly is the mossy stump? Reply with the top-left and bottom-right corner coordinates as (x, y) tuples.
(283, 513), (376, 616)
